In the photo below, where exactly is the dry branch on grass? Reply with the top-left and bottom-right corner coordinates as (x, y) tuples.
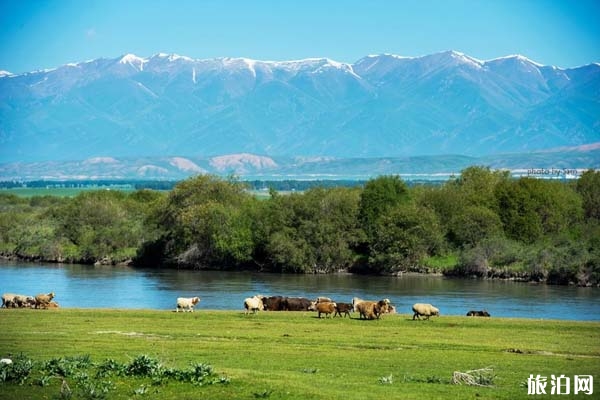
(452, 367), (495, 387)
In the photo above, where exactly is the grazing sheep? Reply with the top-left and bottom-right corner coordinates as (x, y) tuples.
(308, 301), (337, 318)
(244, 295), (265, 315)
(412, 303), (440, 320)
(13, 295), (36, 308)
(34, 292), (55, 309)
(356, 301), (383, 320)
(352, 297), (365, 313)
(333, 302), (354, 318)
(315, 296), (333, 303)
(175, 297), (201, 312)
(47, 301), (60, 309)
(466, 310), (490, 317)
(354, 297), (391, 316)
(1, 293), (17, 308)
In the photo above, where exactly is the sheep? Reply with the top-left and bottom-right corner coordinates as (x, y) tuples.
(34, 292), (55, 309)
(333, 302), (354, 318)
(352, 297), (365, 313)
(1, 293), (17, 308)
(47, 301), (60, 309)
(315, 296), (333, 303)
(308, 301), (337, 318)
(13, 295), (36, 308)
(412, 303), (440, 320)
(353, 297), (391, 315)
(175, 297), (201, 312)
(244, 295), (265, 315)
(356, 301), (382, 320)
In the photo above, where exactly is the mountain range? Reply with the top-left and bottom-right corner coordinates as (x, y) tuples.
(0, 50), (599, 179)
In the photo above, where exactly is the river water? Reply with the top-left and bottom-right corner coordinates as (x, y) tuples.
(1, 261), (599, 321)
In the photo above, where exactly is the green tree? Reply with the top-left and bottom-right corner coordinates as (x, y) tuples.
(369, 203), (443, 273)
(448, 205), (503, 248)
(494, 178), (582, 242)
(576, 169), (600, 220)
(149, 175), (255, 268)
(52, 190), (147, 263)
(258, 187), (363, 273)
(358, 175), (409, 244)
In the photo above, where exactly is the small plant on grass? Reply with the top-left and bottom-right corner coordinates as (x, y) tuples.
(253, 389), (273, 398)
(133, 384), (149, 396)
(126, 355), (162, 377)
(0, 353), (34, 385)
(35, 374), (53, 387)
(95, 358), (127, 378)
(43, 355), (91, 378)
(379, 374), (393, 384)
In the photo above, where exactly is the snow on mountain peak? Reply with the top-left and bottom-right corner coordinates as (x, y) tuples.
(446, 50), (483, 68)
(152, 53), (193, 62)
(486, 54), (545, 67)
(0, 70), (13, 77)
(119, 53), (147, 71)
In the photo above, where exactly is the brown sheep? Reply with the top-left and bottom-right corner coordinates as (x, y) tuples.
(334, 302), (354, 318)
(356, 301), (383, 320)
(308, 301), (337, 318)
(34, 292), (55, 309)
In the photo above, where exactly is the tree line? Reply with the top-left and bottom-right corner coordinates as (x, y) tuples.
(1, 167), (599, 286)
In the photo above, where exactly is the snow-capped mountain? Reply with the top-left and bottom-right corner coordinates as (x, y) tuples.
(0, 50), (598, 163)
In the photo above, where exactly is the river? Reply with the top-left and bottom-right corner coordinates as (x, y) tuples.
(1, 261), (599, 321)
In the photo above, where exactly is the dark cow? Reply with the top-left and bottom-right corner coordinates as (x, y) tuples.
(283, 297), (311, 311)
(334, 302), (354, 318)
(466, 310), (491, 317)
(264, 296), (285, 311)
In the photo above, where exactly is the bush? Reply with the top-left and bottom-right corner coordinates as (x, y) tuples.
(0, 354), (34, 385)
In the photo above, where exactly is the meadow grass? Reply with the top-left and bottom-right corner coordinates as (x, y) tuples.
(0, 308), (598, 399)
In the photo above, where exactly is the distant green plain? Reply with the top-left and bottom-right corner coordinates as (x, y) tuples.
(0, 186), (136, 198)
(1, 309), (598, 399)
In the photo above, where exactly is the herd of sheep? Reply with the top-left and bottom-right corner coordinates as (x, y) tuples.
(2, 292), (489, 319)
(1, 292), (58, 309)
(178, 294), (490, 320)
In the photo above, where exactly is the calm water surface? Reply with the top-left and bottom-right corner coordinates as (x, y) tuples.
(1, 261), (599, 321)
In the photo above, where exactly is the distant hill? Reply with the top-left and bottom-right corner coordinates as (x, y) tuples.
(1, 146), (598, 181)
(1, 51), (599, 165)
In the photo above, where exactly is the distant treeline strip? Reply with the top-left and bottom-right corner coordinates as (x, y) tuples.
(0, 179), (373, 192)
(1, 167), (599, 286)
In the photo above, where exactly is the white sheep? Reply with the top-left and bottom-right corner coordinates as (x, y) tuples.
(412, 303), (440, 320)
(176, 297), (201, 312)
(243, 296), (265, 315)
(2, 293), (17, 308)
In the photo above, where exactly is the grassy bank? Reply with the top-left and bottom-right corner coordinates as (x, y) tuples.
(1, 309), (599, 399)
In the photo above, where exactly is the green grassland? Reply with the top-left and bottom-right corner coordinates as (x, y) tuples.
(0, 186), (136, 198)
(0, 309), (598, 399)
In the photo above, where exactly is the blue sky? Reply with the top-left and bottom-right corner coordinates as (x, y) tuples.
(1, 0), (599, 74)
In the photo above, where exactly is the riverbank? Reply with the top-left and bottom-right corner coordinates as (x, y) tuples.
(1, 309), (598, 399)
(3, 252), (599, 288)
